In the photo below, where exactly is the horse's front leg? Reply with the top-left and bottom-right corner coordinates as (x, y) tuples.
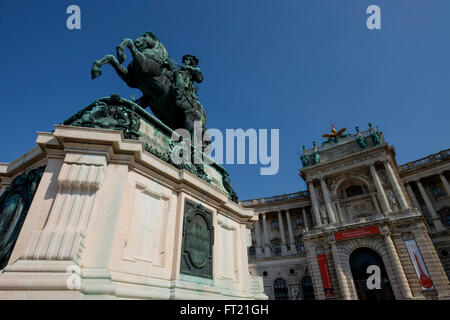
(122, 40), (148, 68)
(116, 38), (133, 64)
(91, 54), (128, 80)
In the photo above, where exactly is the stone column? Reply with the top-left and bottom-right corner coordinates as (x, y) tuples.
(308, 181), (322, 227)
(383, 232), (414, 299)
(439, 173), (450, 196)
(330, 242), (351, 300)
(405, 183), (420, 210)
(302, 207), (309, 230)
(370, 163), (391, 214)
(320, 178), (336, 224)
(286, 210), (297, 254)
(335, 202), (344, 222)
(254, 219), (264, 257)
(371, 193), (382, 215)
(416, 180), (445, 232)
(261, 213), (271, 257)
(277, 211), (288, 255)
(384, 160), (408, 210)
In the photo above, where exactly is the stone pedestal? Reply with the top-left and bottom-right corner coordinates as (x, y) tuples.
(0, 96), (266, 300)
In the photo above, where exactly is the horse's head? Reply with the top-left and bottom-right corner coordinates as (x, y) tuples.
(134, 32), (158, 50)
(134, 31), (173, 69)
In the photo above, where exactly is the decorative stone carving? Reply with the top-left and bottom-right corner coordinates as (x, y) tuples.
(327, 177), (337, 193)
(320, 205), (328, 225)
(386, 190), (399, 211)
(344, 199), (376, 220)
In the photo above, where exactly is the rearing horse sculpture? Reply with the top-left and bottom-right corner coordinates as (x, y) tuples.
(91, 31), (209, 148)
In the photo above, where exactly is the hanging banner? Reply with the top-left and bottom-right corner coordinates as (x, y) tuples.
(333, 225), (380, 241)
(317, 254), (333, 297)
(404, 239), (434, 291)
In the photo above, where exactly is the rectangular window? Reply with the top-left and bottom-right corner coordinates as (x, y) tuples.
(296, 241), (305, 253)
(271, 220), (278, 229)
(432, 186), (442, 197)
(274, 243), (282, 256)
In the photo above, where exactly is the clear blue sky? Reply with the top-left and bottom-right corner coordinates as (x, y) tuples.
(1, 1), (449, 200)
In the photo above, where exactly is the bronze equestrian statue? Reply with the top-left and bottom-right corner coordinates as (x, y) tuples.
(91, 31), (209, 148)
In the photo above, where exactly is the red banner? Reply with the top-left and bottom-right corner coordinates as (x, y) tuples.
(405, 240), (434, 290)
(317, 254), (333, 297)
(333, 225), (380, 241)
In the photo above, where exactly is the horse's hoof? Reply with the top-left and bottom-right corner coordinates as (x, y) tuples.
(91, 68), (102, 79)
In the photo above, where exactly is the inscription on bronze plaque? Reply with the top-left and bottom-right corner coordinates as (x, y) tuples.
(180, 199), (214, 279)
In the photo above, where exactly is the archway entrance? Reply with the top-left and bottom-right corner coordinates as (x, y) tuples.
(349, 247), (395, 300)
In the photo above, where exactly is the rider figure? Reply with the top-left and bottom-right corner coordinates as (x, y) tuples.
(175, 55), (202, 103)
(174, 54), (205, 132)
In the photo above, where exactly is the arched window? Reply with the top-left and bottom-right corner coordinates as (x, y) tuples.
(301, 276), (315, 300)
(273, 278), (289, 300)
(345, 185), (364, 198)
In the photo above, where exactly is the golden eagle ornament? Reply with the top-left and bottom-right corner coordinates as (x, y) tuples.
(322, 124), (347, 140)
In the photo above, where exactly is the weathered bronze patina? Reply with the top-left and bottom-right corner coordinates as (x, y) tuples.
(63, 94), (141, 140)
(62, 94), (239, 202)
(0, 166), (45, 269)
(180, 199), (214, 279)
(91, 31), (210, 149)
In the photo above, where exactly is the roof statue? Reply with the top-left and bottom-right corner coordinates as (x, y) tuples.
(355, 126), (368, 149)
(322, 123), (347, 143)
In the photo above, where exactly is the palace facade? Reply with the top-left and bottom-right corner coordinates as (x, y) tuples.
(242, 124), (450, 300)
